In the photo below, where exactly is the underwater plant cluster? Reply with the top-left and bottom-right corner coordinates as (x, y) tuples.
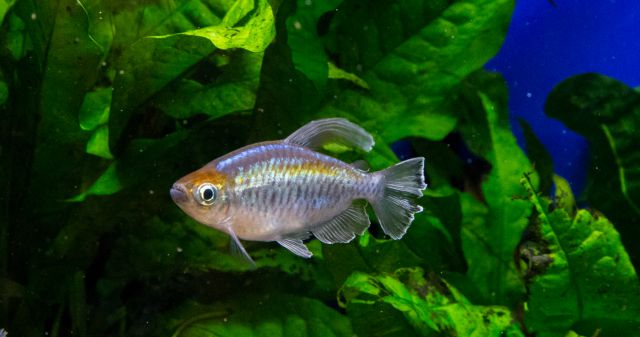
(1, 0), (639, 336)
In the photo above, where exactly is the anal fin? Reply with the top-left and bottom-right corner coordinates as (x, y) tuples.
(277, 238), (312, 258)
(312, 200), (370, 244)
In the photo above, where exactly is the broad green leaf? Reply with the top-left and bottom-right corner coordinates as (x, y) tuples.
(411, 138), (465, 193)
(404, 190), (466, 272)
(458, 90), (534, 306)
(165, 294), (353, 337)
(108, 34), (214, 150)
(320, 0), (514, 143)
(109, 0), (275, 150)
(285, 0), (342, 92)
(153, 51), (262, 119)
(68, 162), (121, 201)
(521, 176), (640, 336)
(104, 0), (234, 52)
(251, 13), (323, 142)
(0, 0), (15, 25)
(4, 13), (28, 60)
(2, 1), (104, 333)
(79, 88), (113, 158)
(171, 0), (275, 52)
(545, 73), (640, 263)
(79, 88), (111, 131)
(71, 129), (188, 200)
(85, 125), (113, 159)
(339, 268), (525, 337)
(98, 214), (331, 291)
(14, 0), (104, 203)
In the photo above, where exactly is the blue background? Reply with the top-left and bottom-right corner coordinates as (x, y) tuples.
(486, 0), (640, 195)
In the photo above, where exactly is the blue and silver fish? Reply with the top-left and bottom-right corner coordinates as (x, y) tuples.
(170, 118), (426, 263)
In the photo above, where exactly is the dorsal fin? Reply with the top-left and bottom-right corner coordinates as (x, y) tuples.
(284, 118), (374, 152)
(351, 160), (370, 172)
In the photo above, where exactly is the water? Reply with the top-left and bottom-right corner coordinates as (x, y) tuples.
(1, 1), (639, 336)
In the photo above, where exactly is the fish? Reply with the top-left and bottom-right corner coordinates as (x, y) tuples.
(170, 118), (426, 264)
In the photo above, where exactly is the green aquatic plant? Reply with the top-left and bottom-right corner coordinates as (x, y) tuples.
(1, 0), (639, 336)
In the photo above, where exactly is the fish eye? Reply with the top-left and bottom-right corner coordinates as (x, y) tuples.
(195, 183), (217, 205)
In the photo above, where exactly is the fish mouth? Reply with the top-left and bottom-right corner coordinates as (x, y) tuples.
(170, 184), (188, 203)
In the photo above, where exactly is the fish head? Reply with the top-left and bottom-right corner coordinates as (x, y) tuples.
(170, 166), (230, 229)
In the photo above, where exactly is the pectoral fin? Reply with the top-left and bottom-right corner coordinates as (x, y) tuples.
(228, 228), (256, 267)
(284, 118), (374, 152)
(277, 238), (313, 258)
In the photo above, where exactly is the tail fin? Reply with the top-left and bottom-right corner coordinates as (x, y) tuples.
(370, 157), (427, 239)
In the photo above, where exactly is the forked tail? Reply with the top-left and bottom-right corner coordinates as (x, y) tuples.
(370, 157), (427, 239)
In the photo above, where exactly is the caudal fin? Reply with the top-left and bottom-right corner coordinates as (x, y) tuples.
(370, 157), (427, 239)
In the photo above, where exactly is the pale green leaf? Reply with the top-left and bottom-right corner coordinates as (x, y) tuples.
(85, 125), (113, 159)
(0, 0), (15, 25)
(521, 176), (640, 336)
(339, 268), (525, 337)
(167, 0), (275, 52)
(328, 62), (369, 89)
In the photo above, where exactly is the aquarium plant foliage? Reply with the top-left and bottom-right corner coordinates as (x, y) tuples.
(1, 0), (639, 336)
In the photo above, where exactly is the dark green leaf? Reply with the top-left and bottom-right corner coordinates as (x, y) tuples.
(15, 0), (104, 203)
(105, 0), (233, 51)
(519, 118), (554, 195)
(545, 73), (640, 264)
(321, 0), (515, 143)
(0, 80), (7, 105)
(79, 88), (111, 131)
(4, 13), (28, 60)
(109, 0), (275, 150)
(69, 271), (87, 337)
(285, 0), (341, 92)
(153, 51), (262, 119)
(166, 294), (354, 337)
(404, 190), (466, 272)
